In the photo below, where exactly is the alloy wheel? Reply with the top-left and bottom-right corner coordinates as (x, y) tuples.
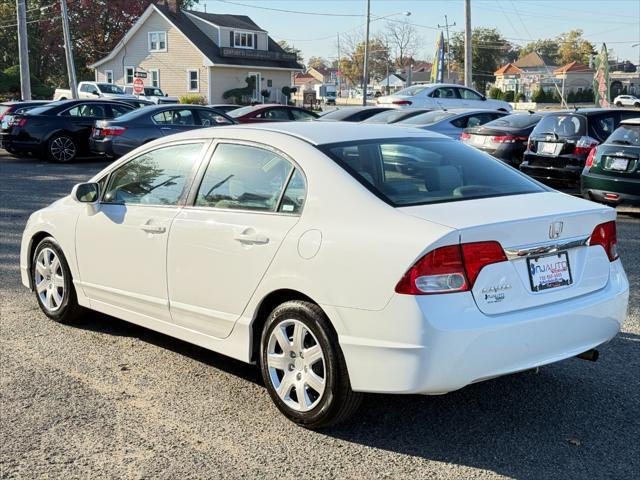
(34, 247), (65, 312)
(50, 136), (76, 162)
(266, 319), (326, 412)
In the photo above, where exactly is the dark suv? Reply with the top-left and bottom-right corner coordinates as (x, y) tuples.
(520, 109), (639, 190)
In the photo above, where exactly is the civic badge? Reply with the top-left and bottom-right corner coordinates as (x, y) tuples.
(549, 221), (563, 239)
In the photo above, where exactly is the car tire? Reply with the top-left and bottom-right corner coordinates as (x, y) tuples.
(32, 237), (84, 323)
(635, 102), (640, 108)
(615, 102), (622, 107)
(260, 300), (362, 429)
(47, 134), (77, 163)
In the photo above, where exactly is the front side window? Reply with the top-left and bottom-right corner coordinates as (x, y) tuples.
(320, 138), (545, 207)
(432, 87), (459, 99)
(152, 109), (195, 126)
(188, 70), (199, 92)
(97, 83), (124, 94)
(234, 31), (254, 48)
(195, 143), (294, 212)
(148, 32), (167, 52)
(103, 143), (204, 205)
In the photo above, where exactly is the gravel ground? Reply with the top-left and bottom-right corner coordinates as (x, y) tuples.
(1, 151), (638, 479)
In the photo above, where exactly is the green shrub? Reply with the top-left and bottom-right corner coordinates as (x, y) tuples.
(488, 87), (503, 99)
(179, 94), (207, 105)
(502, 90), (515, 102)
(223, 77), (256, 105)
(515, 92), (525, 102)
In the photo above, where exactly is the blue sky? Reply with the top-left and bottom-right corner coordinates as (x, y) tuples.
(195, 0), (640, 65)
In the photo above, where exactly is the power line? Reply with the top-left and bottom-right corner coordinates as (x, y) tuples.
(208, 0), (365, 17)
(0, 15), (61, 30)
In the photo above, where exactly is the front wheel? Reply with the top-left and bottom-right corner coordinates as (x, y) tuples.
(32, 237), (84, 323)
(47, 134), (77, 163)
(634, 102), (640, 108)
(260, 301), (362, 429)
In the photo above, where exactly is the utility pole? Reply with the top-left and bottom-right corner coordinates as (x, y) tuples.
(438, 15), (456, 82)
(16, 0), (31, 100)
(60, 0), (78, 99)
(464, 0), (472, 87)
(337, 33), (341, 99)
(361, 0), (371, 106)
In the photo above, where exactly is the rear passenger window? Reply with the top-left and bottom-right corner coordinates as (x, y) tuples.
(110, 104), (134, 118)
(278, 169), (306, 214)
(195, 143), (294, 212)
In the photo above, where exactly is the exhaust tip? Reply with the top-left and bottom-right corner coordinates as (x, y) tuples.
(576, 349), (599, 362)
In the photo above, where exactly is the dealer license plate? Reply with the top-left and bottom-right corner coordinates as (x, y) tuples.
(538, 142), (557, 155)
(527, 251), (572, 292)
(607, 157), (629, 171)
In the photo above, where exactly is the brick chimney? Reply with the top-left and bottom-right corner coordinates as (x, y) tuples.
(158, 0), (179, 14)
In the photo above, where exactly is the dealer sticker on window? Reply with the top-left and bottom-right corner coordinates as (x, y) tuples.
(527, 251), (572, 292)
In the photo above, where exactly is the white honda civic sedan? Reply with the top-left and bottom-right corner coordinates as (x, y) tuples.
(20, 123), (628, 428)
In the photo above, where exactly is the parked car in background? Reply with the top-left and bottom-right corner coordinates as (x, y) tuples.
(520, 109), (639, 189)
(581, 118), (640, 207)
(396, 108), (508, 139)
(229, 104), (319, 123)
(0, 101), (50, 154)
(1, 99), (135, 162)
(461, 112), (545, 167)
(123, 86), (179, 104)
(208, 104), (242, 114)
(316, 106), (392, 122)
(377, 83), (512, 112)
(90, 105), (236, 158)
(53, 82), (138, 101)
(361, 108), (432, 124)
(613, 95), (640, 107)
(21, 122), (628, 429)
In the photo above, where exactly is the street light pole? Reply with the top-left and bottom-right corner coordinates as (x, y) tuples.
(464, 0), (472, 87)
(361, 0), (371, 106)
(16, 0), (31, 100)
(60, 0), (78, 99)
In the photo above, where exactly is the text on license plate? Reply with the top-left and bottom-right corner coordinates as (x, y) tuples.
(527, 251), (572, 292)
(538, 142), (557, 155)
(607, 157), (629, 171)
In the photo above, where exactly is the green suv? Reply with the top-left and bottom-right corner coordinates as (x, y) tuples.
(581, 118), (640, 208)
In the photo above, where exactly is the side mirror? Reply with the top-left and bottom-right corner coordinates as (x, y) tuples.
(481, 95), (487, 101)
(92, 91), (100, 96)
(165, 93), (168, 97)
(71, 182), (100, 215)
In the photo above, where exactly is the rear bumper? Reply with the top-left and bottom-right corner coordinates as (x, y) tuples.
(336, 260), (628, 394)
(581, 171), (640, 207)
(520, 160), (582, 188)
(89, 138), (115, 156)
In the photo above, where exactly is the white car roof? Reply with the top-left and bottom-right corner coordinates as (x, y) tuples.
(169, 121), (446, 146)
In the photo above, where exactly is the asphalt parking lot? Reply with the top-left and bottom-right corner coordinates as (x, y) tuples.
(0, 150), (638, 479)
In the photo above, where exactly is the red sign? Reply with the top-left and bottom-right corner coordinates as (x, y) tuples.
(133, 78), (144, 94)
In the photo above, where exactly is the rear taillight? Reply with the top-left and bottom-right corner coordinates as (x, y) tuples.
(527, 139), (535, 152)
(392, 100), (412, 106)
(101, 126), (127, 136)
(395, 241), (507, 295)
(460, 132), (471, 140)
(589, 221), (618, 261)
(574, 136), (599, 155)
(15, 118), (27, 127)
(491, 135), (528, 144)
(585, 146), (598, 168)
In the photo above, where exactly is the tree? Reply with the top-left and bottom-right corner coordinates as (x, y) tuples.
(277, 40), (304, 65)
(519, 39), (560, 64)
(338, 34), (390, 86)
(556, 29), (595, 65)
(385, 20), (420, 68)
(450, 27), (513, 91)
(307, 56), (328, 70)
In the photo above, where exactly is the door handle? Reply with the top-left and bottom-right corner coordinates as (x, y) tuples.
(234, 232), (269, 245)
(140, 224), (166, 234)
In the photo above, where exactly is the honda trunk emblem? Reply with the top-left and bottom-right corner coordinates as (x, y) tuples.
(549, 221), (564, 239)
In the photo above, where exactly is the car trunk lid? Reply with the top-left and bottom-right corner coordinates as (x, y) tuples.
(400, 192), (614, 314)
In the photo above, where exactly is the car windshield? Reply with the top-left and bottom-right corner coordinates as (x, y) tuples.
(144, 87), (164, 96)
(397, 110), (456, 126)
(532, 114), (586, 138)
(484, 114), (542, 129)
(394, 85), (430, 96)
(606, 124), (640, 146)
(318, 108), (365, 120)
(23, 102), (65, 115)
(319, 138), (545, 207)
(97, 83), (124, 94)
(228, 106), (257, 117)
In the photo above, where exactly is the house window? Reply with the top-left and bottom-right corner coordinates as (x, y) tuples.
(150, 69), (160, 88)
(105, 70), (113, 84)
(125, 67), (135, 85)
(267, 79), (272, 87)
(187, 70), (199, 92)
(148, 31), (167, 52)
(233, 31), (254, 49)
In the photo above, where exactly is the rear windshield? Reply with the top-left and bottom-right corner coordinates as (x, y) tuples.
(485, 114), (542, 129)
(319, 138), (545, 207)
(397, 110), (456, 126)
(318, 108), (364, 120)
(532, 114), (586, 138)
(606, 124), (640, 146)
(22, 102), (64, 115)
(228, 106), (255, 117)
(363, 109), (425, 124)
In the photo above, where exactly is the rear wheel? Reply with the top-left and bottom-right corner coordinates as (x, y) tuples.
(260, 301), (362, 429)
(32, 237), (84, 323)
(47, 134), (77, 163)
(615, 101), (623, 107)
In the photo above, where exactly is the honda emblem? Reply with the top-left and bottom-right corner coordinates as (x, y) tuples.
(549, 221), (564, 239)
